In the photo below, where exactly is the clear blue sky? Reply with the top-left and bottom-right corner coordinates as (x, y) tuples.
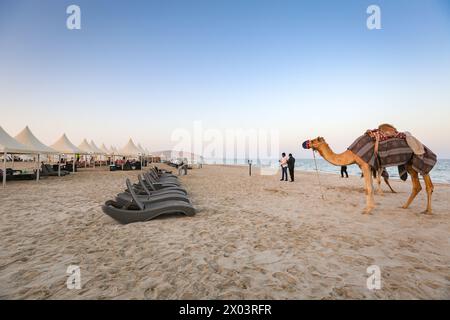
(1, 0), (449, 158)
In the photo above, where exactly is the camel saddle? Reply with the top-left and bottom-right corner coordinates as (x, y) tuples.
(348, 125), (437, 179)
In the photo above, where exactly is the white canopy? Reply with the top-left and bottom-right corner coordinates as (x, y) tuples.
(14, 126), (57, 154)
(78, 139), (96, 154)
(0, 126), (37, 154)
(100, 143), (111, 154)
(110, 146), (120, 156)
(50, 134), (82, 154)
(137, 143), (146, 155)
(90, 140), (105, 155)
(119, 138), (142, 157)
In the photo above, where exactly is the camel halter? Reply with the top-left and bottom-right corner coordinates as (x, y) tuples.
(312, 149), (325, 201)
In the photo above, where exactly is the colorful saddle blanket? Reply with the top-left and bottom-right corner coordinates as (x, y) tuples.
(348, 132), (437, 177)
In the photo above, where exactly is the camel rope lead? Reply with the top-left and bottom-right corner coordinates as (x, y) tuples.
(312, 150), (325, 200)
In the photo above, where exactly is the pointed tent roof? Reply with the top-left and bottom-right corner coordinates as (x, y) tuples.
(14, 126), (57, 154)
(100, 143), (111, 154)
(50, 134), (82, 154)
(90, 140), (105, 155)
(110, 146), (120, 155)
(78, 139), (96, 154)
(119, 138), (142, 157)
(0, 126), (36, 154)
(137, 143), (146, 155)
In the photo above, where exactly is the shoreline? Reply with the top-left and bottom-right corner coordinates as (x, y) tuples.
(199, 164), (450, 186)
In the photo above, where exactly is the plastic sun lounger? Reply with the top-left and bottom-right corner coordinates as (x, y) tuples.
(101, 178), (196, 224)
(144, 172), (181, 187)
(149, 169), (179, 181)
(116, 176), (191, 205)
(114, 191), (191, 207)
(143, 172), (183, 189)
(136, 174), (187, 196)
(1, 169), (37, 181)
(41, 164), (68, 176)
(133, 173), (187, 194)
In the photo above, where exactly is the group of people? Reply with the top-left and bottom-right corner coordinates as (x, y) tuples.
(278, 153), (351, 181)
(279, 153), (296, 182)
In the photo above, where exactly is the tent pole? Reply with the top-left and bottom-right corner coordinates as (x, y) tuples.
(3, 152), (6, 188)
(36, 154), (40, 182)
(58, 154), (61, 177)
(73, 155), (76, 173)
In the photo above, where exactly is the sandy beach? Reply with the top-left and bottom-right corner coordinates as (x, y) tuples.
(0, 164), (449, 299)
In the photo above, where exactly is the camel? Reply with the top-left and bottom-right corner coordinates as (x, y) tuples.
(302, 135), (434, 215)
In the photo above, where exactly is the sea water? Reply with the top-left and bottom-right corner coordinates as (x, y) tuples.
(202, 158), (450, 183)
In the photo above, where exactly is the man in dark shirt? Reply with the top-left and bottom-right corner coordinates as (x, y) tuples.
(287, 153), (296, 182)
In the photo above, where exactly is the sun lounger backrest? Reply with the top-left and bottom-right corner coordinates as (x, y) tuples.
(138, 174), (151, 195)
(126, 178), (144, 210)
(144, 173), (156, 191)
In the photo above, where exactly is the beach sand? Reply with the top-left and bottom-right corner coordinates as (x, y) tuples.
(0, 164), (449, 299)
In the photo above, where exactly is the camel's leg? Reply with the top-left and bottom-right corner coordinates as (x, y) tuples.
(383, 176), (396, 193)
(375, 169), (383, 195)
(422, 174), (433, 214)
(402, 165), (422, 209)
(361, 164), (375, 214)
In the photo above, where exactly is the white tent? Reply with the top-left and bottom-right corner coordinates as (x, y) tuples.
(89, 140), (106, 167)
(119, 138), (142, 157)
(78, 139), (96, 154)
(78, 139), (97, 168)
(14, 126), (58, 181)
(90, 140), (105, 155)
(14, 126), (57, 154)
(50, 134), (82, 173)
(50, 134), (82, 154)
(110, 146), (120, 156)
(100, 143), (111, 154)
(119, 138), (143, 170)
(137, 143), (146, 155)
(137, 143), (147, 167)
(1, 126), (39, 187)
(0, 126), (36, 154)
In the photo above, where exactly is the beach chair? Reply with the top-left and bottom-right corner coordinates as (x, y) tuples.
(136, 174), (187, 195)
(101, 179), (196, 224)
(41, 164), (69, 176)
(1, 169), (36, 181)
(143, 172), (182, 189)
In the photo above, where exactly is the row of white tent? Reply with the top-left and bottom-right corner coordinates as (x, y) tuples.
(0, 125), (152, 187)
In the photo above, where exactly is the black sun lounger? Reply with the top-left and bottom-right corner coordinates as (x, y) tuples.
(133, 174), (187, 196)
(101, 179), (196, 224)
(41, 164), (69, 176)
(144, 172), (181, 188)
(1, 169), (37, 181)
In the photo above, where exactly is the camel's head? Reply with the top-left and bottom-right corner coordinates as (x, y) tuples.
(302, 137), (326, 151)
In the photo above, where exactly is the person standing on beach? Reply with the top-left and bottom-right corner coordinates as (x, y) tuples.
(341, 165), (349, 178)
(287, 153), (295, 182)
(279, 152), (288, 181)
